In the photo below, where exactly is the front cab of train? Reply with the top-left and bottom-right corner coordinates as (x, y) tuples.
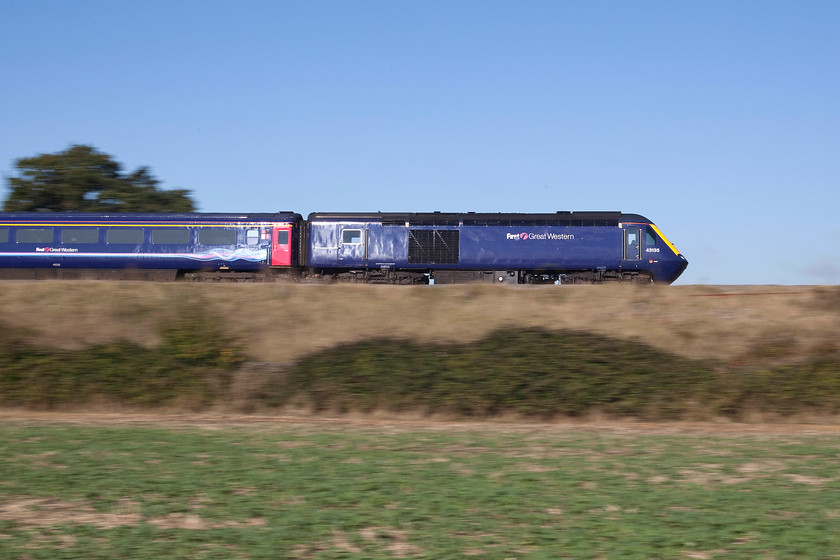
(621, 219), (687, 284)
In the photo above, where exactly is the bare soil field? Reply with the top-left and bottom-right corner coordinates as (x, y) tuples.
(1, 281), (838, 366)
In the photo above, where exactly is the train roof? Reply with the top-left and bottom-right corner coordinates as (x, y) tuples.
(0, 212), (302, 223)
(307, 211), (650, 227)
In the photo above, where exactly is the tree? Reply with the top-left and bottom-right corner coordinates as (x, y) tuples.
(3, 145), (195, 212)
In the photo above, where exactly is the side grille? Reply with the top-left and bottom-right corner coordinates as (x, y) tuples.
(408, 229), (459, 264)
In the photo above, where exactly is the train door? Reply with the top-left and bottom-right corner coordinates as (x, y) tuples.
(270, 225), (292, 266)
(337, 225), (367, 266)
(624, 226), (641, 261)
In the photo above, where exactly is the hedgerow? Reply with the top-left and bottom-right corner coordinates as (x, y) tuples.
(0, 306), (243, 409)
(278, 329), (720, 419)
(3, 321), (840, 419)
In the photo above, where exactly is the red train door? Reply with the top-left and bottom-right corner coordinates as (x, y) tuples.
(271, 225), (292, 266)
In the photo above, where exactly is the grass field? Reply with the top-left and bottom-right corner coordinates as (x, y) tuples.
(2, 416), (840, 559)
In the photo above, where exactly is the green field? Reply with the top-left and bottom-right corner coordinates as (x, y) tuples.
(2, 418), (840, 559)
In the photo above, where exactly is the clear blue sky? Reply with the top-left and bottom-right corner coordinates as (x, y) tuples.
(2, 0), (838, 284)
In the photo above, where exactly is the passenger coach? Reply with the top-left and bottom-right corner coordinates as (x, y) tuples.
(0, 212), (302, 280)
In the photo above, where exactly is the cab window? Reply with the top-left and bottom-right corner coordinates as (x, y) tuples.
(645, 226), (657, 246)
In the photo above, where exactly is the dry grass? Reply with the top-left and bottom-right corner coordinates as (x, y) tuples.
(0, 281), (837, 366)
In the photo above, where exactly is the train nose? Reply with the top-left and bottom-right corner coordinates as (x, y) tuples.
(671, 254), (688, 283)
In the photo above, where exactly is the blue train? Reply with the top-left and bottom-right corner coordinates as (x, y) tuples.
(0, 211), (687, 284)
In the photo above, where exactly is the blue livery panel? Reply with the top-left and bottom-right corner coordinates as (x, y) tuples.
(457, 225), (621, 270)
(310, 223), (622, 269)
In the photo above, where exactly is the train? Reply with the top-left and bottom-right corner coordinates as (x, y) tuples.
(0, 211), (688, 284)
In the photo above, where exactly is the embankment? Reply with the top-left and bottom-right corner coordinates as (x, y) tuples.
(1, 282), (839, 419)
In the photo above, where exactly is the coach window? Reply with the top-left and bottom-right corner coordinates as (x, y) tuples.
(62, 229), (99, 244)
(152, 229), (190, 245)
(199, 229), (237, 245)
(16, 228), (53, 244)
(246, 229), (259, 245)
(341, 229), (362, 244)
(107, 228), (144, 244)
(0, 229), (8, 243)
(276, 230), (289, 245)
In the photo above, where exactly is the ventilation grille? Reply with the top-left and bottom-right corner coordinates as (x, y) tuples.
(408, 230), (459, 264)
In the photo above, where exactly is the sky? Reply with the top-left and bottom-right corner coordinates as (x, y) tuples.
(1, 0), (838, 285)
